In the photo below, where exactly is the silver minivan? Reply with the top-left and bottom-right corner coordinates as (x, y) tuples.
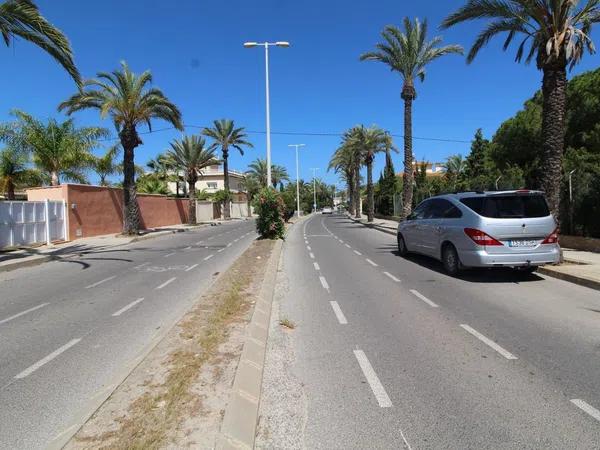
(396, 191), (560, 275)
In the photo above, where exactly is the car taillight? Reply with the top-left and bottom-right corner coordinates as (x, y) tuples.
(541, 227), (559, 244)
(464, 228), (503, 246)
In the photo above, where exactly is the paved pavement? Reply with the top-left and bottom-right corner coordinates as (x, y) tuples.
(0, 220), (257, 450)
(264, 213), (600, 448)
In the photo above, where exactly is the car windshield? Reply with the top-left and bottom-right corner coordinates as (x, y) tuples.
(460, 194), (550, 218)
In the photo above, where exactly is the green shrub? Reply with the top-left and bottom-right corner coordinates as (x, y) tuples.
(255, 188), (285, 239)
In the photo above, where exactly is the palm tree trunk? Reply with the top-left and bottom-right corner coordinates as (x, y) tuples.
(119, 126), (142, 235)
(6, 179), (15, 200)
(540, 64), (567, 222)
(402, 85), (415, 219)
(188, 173), (197, 225)
(347, 171), (355, 216)
(367, 158), (374, 222)
(354, 161), (361, 219)
(50, 171), (59, 186)
(222, 147), (231, 220)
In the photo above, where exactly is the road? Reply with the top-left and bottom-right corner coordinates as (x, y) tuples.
(0, 220), (257, 450)
(270, 213), (600, 449)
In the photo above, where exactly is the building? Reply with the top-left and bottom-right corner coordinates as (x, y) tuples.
(403, 161), (446, 178)
(167, 164), (247, 202)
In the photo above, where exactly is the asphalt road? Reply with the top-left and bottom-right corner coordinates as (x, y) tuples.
(273, 213), (600, 449)
(0, 220), (257, 450)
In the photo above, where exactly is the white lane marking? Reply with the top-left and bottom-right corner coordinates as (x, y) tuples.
(155, 277), (177, 290)
(208, 236), (214, 240)
(184, 246), (192, 250)
(112, 298), (144, 317)
(410, 289), (438, 308)
(353, 350), (392, 408)
(307, 246), (312, 251)
(383, 272), (401, 282)
(319, 276), (330, 291)
(344, 243), (351, 248)
(133, 262), (149, 269)
(15, 338), (81, 379)
(333, 235), (337, 239)
(234, 238), (239, 242)
(313, 262), (320, 271)
(309, 252), (315, 259)
(204, 254), (214, 261)
(217, 248), (225, 253)
(85, 276), (116, 289)
(366, 259), (378, 267)
(227, 243), (232, 247)
(460, 324), (518, 360)
(330, 301), (347, 324)
(164, 252), (176, 258)
(195, 240), (204, 245)
(0, 303), (49, 325)
(353, 250), (362, 256)
(571, 399), (600, 422)
(339, 239), (344, 244)
(185, 264), (199, 272)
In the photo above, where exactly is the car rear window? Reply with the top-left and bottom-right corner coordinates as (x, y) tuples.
(460, 195), (550, 218)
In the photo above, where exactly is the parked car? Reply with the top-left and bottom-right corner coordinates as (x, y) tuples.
(322, 207), (333, 214)
(396, 190), (560, 276)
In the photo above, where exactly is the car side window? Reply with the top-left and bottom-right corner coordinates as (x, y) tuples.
(412, 201), (430, 220)
(440, 200), (462, 219)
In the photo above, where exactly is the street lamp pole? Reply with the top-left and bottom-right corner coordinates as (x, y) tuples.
(288, 144), (305, 217)
(244, 41), (290, 188)
(569, 169), (576, 234)
(310, 168), (319, 212)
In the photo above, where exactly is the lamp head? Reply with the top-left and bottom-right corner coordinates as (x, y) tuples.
(275, 41), (290, 47)
(243, 42), (258, 48)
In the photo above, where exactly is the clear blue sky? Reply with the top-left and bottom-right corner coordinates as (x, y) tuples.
(2, 0), (598, 186)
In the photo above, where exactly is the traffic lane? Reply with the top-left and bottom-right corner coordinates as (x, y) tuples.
(0, 225), (256, 391)
(278, 216), (411, 449)
(0, 225), (257, 449)
(311, 215), (600, 447)
(325, 215), (600, 409)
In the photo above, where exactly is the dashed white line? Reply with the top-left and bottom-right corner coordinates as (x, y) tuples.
(204, 254), (214, 261)
(133, 262), (149, 269)
(339, 239), (344, 244)
(185, 263), (199, 272)
(353, 250), (362, 256)
(410, 289), (438, 307)
(184, 246), (192, 250)
(383, 272), (401, 282)
(319, 276), (330, 291)
(366, 259), (378, 267)
(353, 350), (392, 408)
(309, 252), (315, 259)
(195, 240), (204, 245)
(15, 338), (81, 379)
(307, 245), (312, 251)
(460, 324), (518, 360)
(155, 277), (177, 290)
(217, 248), (225, 253)
(0, 303), (49, 325)
(344, 243), (351, 249)
(85, 276), (116, 289)
(164, 252), (175, 258)
(571, 399), (600, 422)
(208, 236), (214, 240)
(112, 298), (144, 317)
(313, 262), (320, 271)
(330, 301), (347, 324)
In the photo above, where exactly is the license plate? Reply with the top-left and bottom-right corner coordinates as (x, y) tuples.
(509, 239), (537, 247)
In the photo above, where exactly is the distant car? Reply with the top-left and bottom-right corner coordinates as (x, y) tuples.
(322, 207), (333, 214)
(396, 190), (560, 276)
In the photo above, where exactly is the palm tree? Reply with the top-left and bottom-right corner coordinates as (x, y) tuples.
(329, 142), (358, 216)
(444, 154), (467, 190)
(0, 146), (40, 199)
(167, 135), (218, 225)
(361, 18), (463, 219)
(246, 158), (290, 189)
(92, 145), (122, 186)
(136, 175), (169, 195)
(202, 119), (253, 220)
(240, 174), (261, 217)
(59, 61), (183, 235)
(0, 110), (106, 185)
(0, 0), (80, 85)
(442, 1), (600, 219)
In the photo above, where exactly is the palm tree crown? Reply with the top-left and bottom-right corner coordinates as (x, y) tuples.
(0, 0), (80, 84)
(92, 145), (122, 186)
(246, 158), (289, 189)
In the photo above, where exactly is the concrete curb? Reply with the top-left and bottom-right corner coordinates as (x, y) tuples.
(217, 238), (284, 450)
(346, 214), (397, 236)
(537, 266), (600, 292)
(0, 254), (53, 272)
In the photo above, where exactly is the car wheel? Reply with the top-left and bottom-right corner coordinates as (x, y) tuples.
(397, 234), (408, 256)
(442, 244), (461, 276)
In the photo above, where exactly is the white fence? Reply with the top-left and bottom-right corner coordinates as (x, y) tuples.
(0, 200), (67, 249)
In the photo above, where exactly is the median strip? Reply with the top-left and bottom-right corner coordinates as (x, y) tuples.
(460, 324), (517, 360)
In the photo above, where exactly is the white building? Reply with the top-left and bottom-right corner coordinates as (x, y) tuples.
(167, 164), (247, 201)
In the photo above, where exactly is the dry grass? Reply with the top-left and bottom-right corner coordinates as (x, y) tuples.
(279, 318), (296, 329)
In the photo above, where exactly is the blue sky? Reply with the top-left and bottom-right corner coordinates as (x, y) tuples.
(2, 0), (598, 186)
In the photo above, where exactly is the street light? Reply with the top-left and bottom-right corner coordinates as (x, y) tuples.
(310, 168), (319, 213)
(288, 144), (305, 217)
(569, 169), (576, 234)
(244, 41), (290, 188)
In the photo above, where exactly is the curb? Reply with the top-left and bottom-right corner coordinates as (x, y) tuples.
(537, 266), (600, 292)
(346, 214), (397, 236)
(0, 254), (53, 273)
(217, 238), (284, 450)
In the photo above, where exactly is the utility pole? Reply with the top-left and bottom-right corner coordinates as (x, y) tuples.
(288, 144), (305, 217)
(310, 168), (319, 213)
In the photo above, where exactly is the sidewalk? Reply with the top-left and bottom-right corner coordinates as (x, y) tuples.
(347, 213), (600, 291)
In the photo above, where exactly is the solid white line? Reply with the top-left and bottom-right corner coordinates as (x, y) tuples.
(344, 243), (351, 248)
(155, 277), (177, 290)
(112, 298), (144, 317)
(0, 303), (49, 325)
(353, 350), (392, 408)
(330, 301), (347, 324)
(15, 338), (81, 379)
(366, 259), (378, 267)
(313, 262), (320, 271)
(307, 246), (312, 251)
(185, 263), (199, 272)
(164, 252), (175, 258)
(319, 276), (330, 290)
(309, 252), (315, 259)
(410, 289), (438, 308)
(383, 272), (401, 282)
(460, 324), (518, 360)
(204, 254), (214, 261)
(571, 399), (600, 422)
(85, 276), (116, 289)
(353, 250), (362, 256)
